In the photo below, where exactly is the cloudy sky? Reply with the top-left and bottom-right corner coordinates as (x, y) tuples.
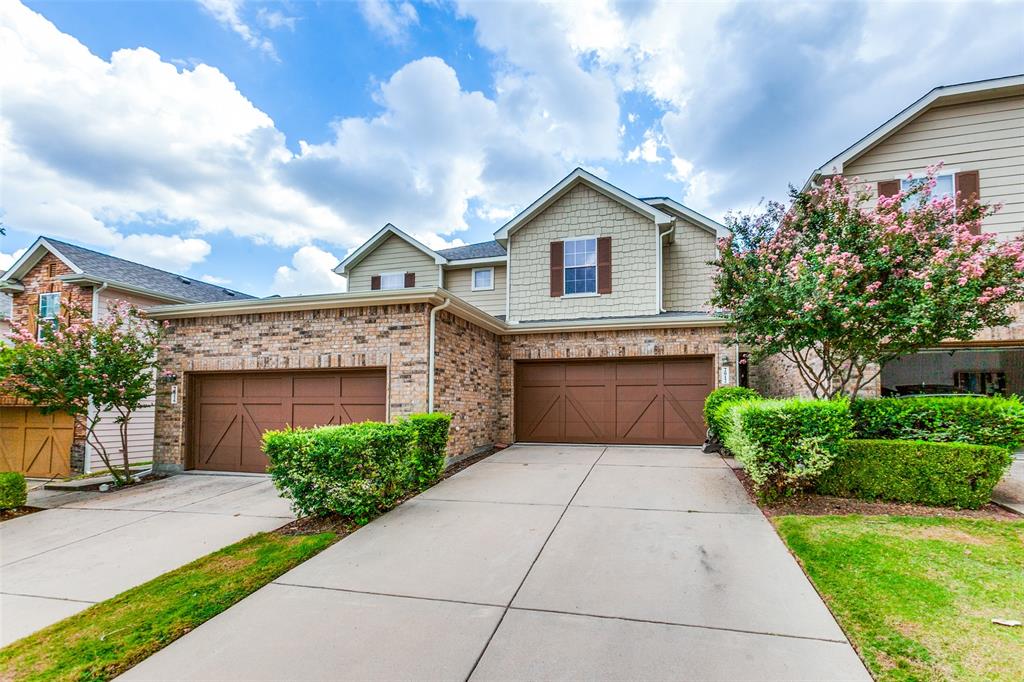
(1, 0), (1021, 296)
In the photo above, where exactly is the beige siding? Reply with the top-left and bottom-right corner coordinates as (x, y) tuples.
(444, 265), (507, 317)
(508, 183), (658, 322)
(662, 217), (717, 312)
(347, 235), (439, 292)
(843, 94), (1024, 240)
(88, 288), (164, 471)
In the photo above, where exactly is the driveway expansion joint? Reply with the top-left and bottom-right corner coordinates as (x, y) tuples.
(270, 582), (505, 609)
(0, 591), (97, 605)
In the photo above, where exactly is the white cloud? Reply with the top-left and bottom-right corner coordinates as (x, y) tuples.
(111, 234), (211, 272)
(196, 0), (277, 58)
(0, 248), (28, 272)
(272, 246), (347, 296)
(257, 7), (297, 31)
(626, 129), (663, 164)
(200, 273), (231, 285)
(358, 0), (418, 43)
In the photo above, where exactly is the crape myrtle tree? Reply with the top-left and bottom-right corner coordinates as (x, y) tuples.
(0, 301), (164, 484)
(712, 165), (1024, 398)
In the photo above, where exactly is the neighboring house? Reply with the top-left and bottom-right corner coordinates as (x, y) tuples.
(0, 236), (251, 477)
(148, 169), (736, 474)
(0, 292), (11, 345)
(752, 74), (1024, 398)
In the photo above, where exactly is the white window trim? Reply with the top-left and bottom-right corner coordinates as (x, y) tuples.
(39, 292), (60, 319)
(561, 236), (599, 297)
(471, 267), (495, 292)
(379, 271), (407, 290)
(893, 168), (959, 180)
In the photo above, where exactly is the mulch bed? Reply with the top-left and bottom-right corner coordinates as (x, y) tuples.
(732, 468), (1021, 521)
(275, 447), (500, 537)
(0, 506), (44, 522)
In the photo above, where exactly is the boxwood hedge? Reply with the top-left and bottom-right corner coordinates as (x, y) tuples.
(817, 439), (1012, 509)
(703, 386), (761, 444)
(263, 413), (451, 521)
(0, 472), (27, 510)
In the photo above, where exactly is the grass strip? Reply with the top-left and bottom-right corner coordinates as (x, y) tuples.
(0, 531), (336, 682)
(775, 515), (1024, 682)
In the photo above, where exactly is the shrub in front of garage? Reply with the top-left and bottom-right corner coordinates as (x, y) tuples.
(816, 439), (1012, 509)
(723, 398), (853, 502)
(703, 386), (761, 449)
(263, 413), (451, 522)
(851, 395), (1024, 451)
(0, 472), (28, 510)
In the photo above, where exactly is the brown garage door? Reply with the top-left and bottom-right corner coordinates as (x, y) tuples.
(190, 370), (386, 473)
(514, 358), (713, 445)
(0, 407), (74, 477)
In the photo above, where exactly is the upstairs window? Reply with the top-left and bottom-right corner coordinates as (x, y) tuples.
(563, 238), (597, 295)
(38, 292), (60, 340)
(472, 267), (494, 291)
(379, 272), (406, 290)
(900, 173), (954, 211)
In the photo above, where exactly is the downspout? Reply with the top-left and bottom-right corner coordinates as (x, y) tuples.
(657, 222), (676, 313)
(427, 297), (452, 413)
(83, 282), (109, 473)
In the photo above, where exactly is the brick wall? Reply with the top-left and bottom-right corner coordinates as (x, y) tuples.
(497, 325), (730, 442)
(432, 310), (501, 458)
(748, 353), (881, 398)
(152, 304), (432, 471)
(508, 183), (659, 322)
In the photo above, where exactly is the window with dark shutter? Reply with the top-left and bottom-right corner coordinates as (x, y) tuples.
(597, 236), (612, 294)
(877, 180), (900, 198)
(371, 275), (381, 290)
(404, 272), (416, 288)
(550, 241), (564, 297)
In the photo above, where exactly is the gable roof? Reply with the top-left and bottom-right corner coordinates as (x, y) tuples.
(493, 168), (674, 244)
(0, 237), (252, 303)
(640, 197), (729, 239)
(805, 74), (1024, 189)
(437, 241), (506, 261)
(334, 223), (447, 276)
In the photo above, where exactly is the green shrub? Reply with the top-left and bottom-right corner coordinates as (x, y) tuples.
(0, 472), (28, 509)
(817, 439), (1012, 509)
(703, 386), (761, 443)
(851, 395), (1024, 450)
(263, 413), (452, 522)
(724, 399), (853, 502)
(404, 412), (452, 489)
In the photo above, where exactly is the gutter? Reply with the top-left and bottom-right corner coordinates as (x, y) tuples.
(427, 297), (452, 412)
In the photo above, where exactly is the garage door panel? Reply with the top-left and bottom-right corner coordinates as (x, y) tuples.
(191, 370), (386, 473)
(515, 358), (712, 446)
(0, 407), (75, 477)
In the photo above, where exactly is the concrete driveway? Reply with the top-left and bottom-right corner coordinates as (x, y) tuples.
(0, 473), (293, 646)
(122, 445), (868, 681)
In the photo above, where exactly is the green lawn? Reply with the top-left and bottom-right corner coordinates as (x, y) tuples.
(0, 531), (336, 682)
(776, 515), (1024, 682)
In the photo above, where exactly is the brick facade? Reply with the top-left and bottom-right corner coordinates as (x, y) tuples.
(497, 325), (731, 443)
(153, 304), (433, 471)
(433, 310), (501, 458)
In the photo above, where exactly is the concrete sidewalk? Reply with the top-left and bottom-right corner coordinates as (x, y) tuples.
(993, 452), (1024, 514)
(121, 445), (869, 681)
(0, 474), (293, 646)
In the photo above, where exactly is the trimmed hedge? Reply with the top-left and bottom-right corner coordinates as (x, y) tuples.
(723, 398), (853, 502)
(0, 472), (28, 509)
(263, 413), (451, 521)
(817, 439), (1012, 509)
(703, 386), (761, 444)
(851, 395), (1024, 451)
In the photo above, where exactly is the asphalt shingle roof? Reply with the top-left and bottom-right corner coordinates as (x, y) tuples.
(436, 241), (507, 261)
(44, 238), (254, 303)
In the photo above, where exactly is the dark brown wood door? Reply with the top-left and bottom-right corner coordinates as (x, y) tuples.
(514, 358), (713, 445)
(190, 370), (386, 473)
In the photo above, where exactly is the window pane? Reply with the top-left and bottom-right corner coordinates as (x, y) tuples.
(39, 293), (60, 319)
(473, 269), (492, 289)
(564, 238), (596, 268)
(380, 273), (405, 290)
(900, 174), (954, 211)
(565, 265), (596, 294)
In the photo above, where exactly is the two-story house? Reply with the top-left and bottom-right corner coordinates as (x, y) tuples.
(0, 237), (251, 477)
(751, 74), (1023, 398)
(147, 169), (735, 474)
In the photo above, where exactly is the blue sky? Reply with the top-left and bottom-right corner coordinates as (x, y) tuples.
(1, 0), (1021, 296)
